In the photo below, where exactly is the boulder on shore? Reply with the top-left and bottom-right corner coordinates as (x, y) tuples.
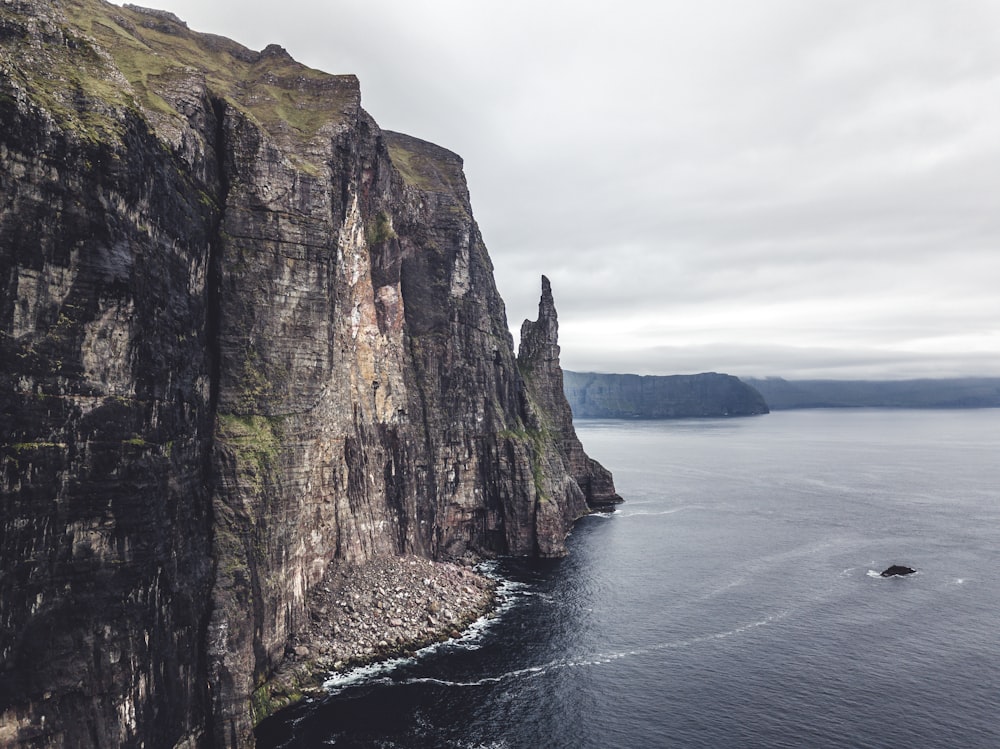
(880, 565), (916, 577)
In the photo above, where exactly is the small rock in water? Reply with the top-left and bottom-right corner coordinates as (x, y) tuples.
(880, 564), (916, 577)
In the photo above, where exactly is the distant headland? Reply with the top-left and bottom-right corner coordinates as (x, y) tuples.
(744, 377), (1000, 410)
(564, 373), (1000, 419)
(563, 371), (769, 419)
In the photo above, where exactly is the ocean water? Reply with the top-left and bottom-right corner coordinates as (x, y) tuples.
(257, 409), (1000, 748)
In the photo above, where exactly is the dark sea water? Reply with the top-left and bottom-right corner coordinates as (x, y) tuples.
(257, 409), (1000, 748)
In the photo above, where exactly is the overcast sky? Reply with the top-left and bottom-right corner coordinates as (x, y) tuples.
(125, 0), (1000, 379)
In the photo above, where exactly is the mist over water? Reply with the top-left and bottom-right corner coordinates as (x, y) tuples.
(258, 409), (1000, 748)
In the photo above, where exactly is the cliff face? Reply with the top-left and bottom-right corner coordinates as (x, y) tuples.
(0, 2), (618, 747)
(564, 371), (769, 419)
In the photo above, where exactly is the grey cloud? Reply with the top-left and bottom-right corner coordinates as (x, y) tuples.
(141, 0), (1000, 380)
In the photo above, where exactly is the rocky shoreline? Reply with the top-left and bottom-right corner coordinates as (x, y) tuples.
(255, 555), (498, 722)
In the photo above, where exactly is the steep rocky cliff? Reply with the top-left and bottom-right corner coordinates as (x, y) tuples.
(519, 277), (622, 517)
(0, 2), (618, 746)
(564, 371), (769, 419)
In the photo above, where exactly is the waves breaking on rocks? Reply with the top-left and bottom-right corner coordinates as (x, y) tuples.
(261, 555), (498, 708)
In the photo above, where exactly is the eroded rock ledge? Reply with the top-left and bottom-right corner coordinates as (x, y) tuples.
(259, 555), (496, 719)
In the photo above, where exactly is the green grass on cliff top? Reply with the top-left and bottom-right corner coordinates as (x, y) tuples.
(2, 0), (478, 189)
(384, 131), (469, 202)
(5, 0), (358, 156)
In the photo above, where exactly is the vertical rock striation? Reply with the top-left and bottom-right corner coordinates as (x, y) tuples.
(518, 276), (623, 518)
(0, 3), (217, 745)
(0, 1), (620, 746)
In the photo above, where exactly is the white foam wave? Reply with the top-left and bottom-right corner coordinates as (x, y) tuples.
(618, 505), (704, 518)
(327, 607), (793, 699)
(588, 511), (615, 520)
(322, 618), (500, 693)
(322, 655), (413, 692)
(446, 612), (497, 650)
(418, 610), (795, 689)
(477, 561), (529, 602)
(323, 563), (527, 693)
(699, 576), (747, 599)
(402, 664), (548, 689)
(325, 564), (791, 698)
